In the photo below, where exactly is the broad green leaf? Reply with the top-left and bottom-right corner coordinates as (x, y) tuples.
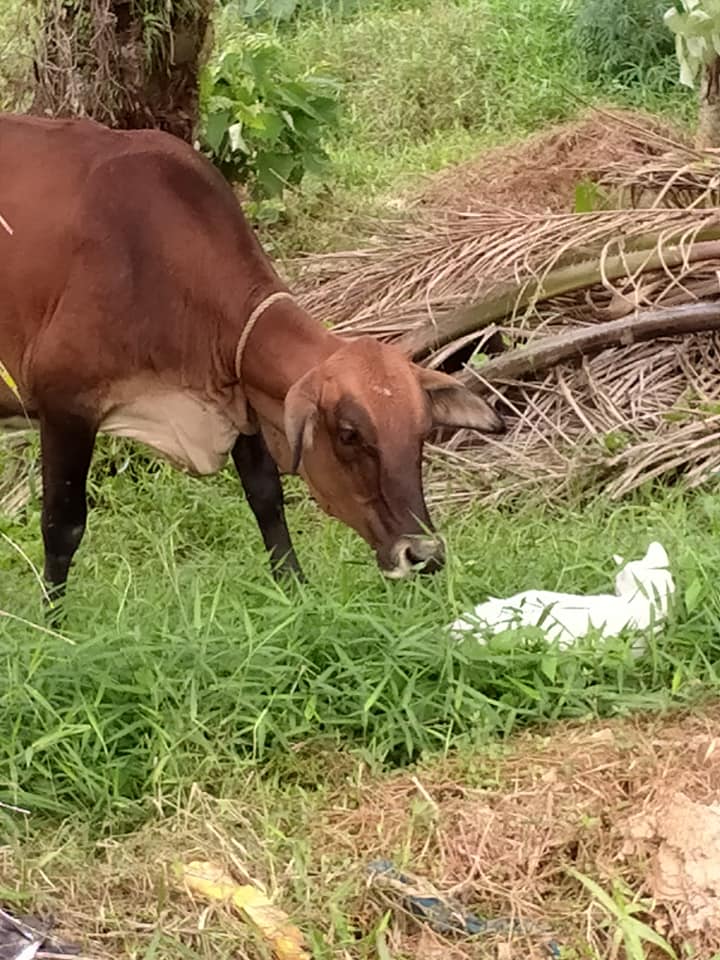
(664, 8), (683, 31)
(217, 51), (243, 82)
(199, 34), (339, 199)
(252, 110), (284, 142)
(206, 94), (235, 112)
(241, 43), (279, 82)
(688, 9), (713, 25)
(255, 150), (296, 196)
(574, 178), (600, 213)
(277, 81), (332, 122)
(666, 0), (720, 86)
(203, 109), (231, 153)
(469, 351), (489, 368)
(307, 94), (340, 124)
(234, 100), (267, 129)
(300, 150), (329, 176)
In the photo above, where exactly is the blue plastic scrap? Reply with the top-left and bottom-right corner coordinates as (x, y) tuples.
(366, 859), (561, 958)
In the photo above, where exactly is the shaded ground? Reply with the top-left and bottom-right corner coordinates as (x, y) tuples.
(3, 704), (720, 959)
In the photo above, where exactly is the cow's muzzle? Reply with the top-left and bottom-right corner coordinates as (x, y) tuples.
(382, 535), (445, 579)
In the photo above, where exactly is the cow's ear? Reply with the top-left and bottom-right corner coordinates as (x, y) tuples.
(284, 367), (321, 473)
(415, 366), (506, 434)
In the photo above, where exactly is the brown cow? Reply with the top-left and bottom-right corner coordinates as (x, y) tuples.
(0, 113), (504, 611)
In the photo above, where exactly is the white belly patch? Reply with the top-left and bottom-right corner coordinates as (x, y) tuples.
(100, 388), (240, 476)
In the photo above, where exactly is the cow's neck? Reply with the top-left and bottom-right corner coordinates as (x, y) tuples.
(240, 294), (339, 434)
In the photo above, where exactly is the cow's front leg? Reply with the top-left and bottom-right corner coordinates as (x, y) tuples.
(232, 431), (304, 580)
(39, 408), (97, 620)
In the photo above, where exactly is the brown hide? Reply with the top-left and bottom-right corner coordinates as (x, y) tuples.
(0, 113), (504, 579)
(0, 114), (278, 458)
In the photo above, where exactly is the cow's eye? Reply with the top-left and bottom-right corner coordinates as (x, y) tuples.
(338, 425), (360, 447)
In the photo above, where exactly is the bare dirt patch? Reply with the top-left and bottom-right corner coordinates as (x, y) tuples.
(412, 108), (686, 215)
(3, 704), (720, 958)
(331, 705), (720, 957)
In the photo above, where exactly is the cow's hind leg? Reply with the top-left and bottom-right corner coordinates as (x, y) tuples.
(39, 408), (97, 619)
(232, 432), (304, 580)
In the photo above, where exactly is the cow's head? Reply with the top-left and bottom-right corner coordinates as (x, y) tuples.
(284, 336), (504, 578)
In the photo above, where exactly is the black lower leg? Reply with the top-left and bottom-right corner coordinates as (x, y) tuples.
(39, 409), (97, 615)
(232, 431), (303, 579)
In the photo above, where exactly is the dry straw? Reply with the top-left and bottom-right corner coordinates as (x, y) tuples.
(295, 111), (720, 503)
(6, 708), (717, 959)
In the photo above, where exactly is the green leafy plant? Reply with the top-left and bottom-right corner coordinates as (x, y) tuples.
(665, 0), (720, 86)
(568, 867), (678, 960)
(221, 0), (363, 25)
(572, 0), (677, 88)
(198, 32), (340, 202)
(226, 0), (300, 24)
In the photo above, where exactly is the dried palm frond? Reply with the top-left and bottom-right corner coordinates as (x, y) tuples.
(295, 167), (720, 503)
(597, 139), (720, 211)
(296, 206), (720, 348)
(428, 327), (720, 506)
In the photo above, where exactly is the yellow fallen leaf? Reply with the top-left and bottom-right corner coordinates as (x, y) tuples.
(0, 359), (20, 400)
(179, 860), (311, 960)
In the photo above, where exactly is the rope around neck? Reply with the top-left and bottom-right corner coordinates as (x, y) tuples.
(234, 290), (296, 380)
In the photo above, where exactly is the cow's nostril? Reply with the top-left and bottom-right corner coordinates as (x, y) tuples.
(402, 537), (445, 574)
(383, 536), (446, 578)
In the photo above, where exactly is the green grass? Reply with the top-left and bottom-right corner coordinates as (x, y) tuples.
(213, 0), (696, 252)
(224, 0), (695, 255)
(0, 0), (714, 842)
(286, 0), (576, 157)
(2, 441), (719, 830)
(0, 4), (717, 951)
(2, 741), (662, 960)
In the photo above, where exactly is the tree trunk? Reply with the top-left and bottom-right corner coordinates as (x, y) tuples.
(32, 0), (213, 144)
(697, 54), (720, 149)
(457, 302), (720, 393)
